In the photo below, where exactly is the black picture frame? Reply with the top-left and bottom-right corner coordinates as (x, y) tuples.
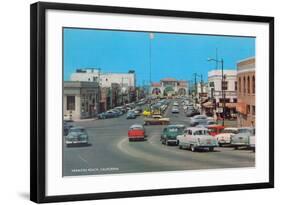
(30, 1), (274, 203)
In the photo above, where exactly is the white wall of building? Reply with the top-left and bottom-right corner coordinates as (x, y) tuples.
(208, 69), (237, 103)
(70, 69), (136, 89)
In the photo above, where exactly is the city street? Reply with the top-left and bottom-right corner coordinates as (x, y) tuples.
(63, 101), (255, 176)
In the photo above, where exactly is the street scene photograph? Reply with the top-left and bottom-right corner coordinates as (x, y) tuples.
(63, 28), (256, 177)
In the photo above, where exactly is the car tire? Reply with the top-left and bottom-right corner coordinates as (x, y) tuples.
(219, 143), (222, 147)
(234, 146), (238, 150)
(209, 147), (214, 152)
(179, 144), (183, 149)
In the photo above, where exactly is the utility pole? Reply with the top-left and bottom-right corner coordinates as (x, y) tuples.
(121, 77), (124, 105)
(221, 59), (225, 126)
(194, 73), (197, 99)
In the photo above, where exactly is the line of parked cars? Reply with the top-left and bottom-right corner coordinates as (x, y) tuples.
(97, 99), (148, 120)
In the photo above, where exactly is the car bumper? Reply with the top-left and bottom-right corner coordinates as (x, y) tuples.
(166, 139), (178, 144)
(218, 139), (231, 144)
(196, 143), (217, 148)
(65, 140), (88, 145)
(231, 142), (249, 146)
(128, 136), (145, 140)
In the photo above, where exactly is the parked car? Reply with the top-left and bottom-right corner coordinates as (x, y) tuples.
(231, 127), (255, 149)
(133, 109), (141, 116)
(186, 109), (200, 117)
(190, 115), (208, 126)
(161, 124), (185, 145)
(177, 127), (218, 152)
(63, 115), (73, 122)
(98, 111), (118, 119)
(128, 124), (146, 141)
(127, 111), (137, 119)
(216, 127), (239, 146)
(111, 109), (123, 116)
(65, 127), (89, 146)
(171, 106), (180, 114)
(142, 110), (151, 117)
(249, 135), (256, 152)
(207, 125), (224, 137)
(63, 121), (73, 136)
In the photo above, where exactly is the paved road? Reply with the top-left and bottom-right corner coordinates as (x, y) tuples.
(63, 100), (255, 176)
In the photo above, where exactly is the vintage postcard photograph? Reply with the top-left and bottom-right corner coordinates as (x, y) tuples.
(63, 28), (256, 177)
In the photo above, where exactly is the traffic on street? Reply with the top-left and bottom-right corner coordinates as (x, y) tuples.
(63, 97), (255, 176)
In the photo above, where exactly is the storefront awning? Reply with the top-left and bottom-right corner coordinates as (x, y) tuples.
(219, 103), (237, 109)
(202, 101), (214, 108)
(236, 102), (247, 114)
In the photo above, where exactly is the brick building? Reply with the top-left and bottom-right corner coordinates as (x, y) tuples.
(236, 57), (255, 127)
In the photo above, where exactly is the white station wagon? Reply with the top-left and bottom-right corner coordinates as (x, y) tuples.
(177, 127), (218, 152)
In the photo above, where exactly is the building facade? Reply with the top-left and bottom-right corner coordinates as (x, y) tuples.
(150, 78), (189, 97)
(236, 57), (255, 127)
(70, 69), (136, 89)
(207, 69), (237, 117)
(64, 81), (100, 120)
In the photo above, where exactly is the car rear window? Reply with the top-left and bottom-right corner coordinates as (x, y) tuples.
(194, 130), (208, 135)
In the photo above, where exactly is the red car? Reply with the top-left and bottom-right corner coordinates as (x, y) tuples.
(128, 124), (146, 141)
(207, 125), (224, 137)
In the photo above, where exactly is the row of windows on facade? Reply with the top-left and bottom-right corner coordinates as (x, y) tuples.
(209, 81), (235, 91)
(238, 75), (255, 95)
(66, 95), (97, 111)
(209, 75), (255, 95)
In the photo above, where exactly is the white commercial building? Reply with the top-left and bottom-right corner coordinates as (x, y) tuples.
(207, 69), (237, 117)
(70, 69), (136, 90)
(208, 69), (237, 103)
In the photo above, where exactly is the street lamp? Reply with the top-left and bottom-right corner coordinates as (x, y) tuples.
(207, 58), (225, 126)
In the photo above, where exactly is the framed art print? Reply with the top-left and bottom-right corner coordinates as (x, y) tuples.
(30, 2), (274, 203)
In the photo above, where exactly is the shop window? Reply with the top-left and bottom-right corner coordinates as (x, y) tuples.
(247, 105), (251, 114)
(252, 105), (255, 115)
(239, 77), (241, 93)
(66, 96), (75, 110)
(222, 81), (228, 90)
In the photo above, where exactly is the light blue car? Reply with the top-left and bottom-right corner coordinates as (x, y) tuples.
(231, 127), (255, 149)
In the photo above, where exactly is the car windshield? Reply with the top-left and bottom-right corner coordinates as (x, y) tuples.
(239, 128), (252, 133)
(168, 128), (179, 132)
(193, 130), (208, 135)
(223, 129), (238, 134)
(131, 127), (143, 130)
(70, 128), (86, 133)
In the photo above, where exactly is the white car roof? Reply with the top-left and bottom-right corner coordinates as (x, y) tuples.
(185, 127), (208, 131)
(224, 127), (238, 130)
(129, 124), (143, 129)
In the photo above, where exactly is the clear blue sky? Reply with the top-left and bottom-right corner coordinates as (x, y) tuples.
(64, 28), (255, 85)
